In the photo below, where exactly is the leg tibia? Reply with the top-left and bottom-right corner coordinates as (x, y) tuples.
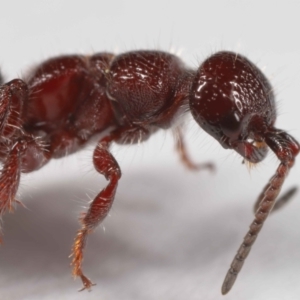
(0, 133), (51, 243)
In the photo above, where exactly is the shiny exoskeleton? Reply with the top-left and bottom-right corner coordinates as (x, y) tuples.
(0, 50), (298, 294)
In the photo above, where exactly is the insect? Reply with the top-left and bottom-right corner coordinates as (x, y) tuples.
(0, 50), (298, 294)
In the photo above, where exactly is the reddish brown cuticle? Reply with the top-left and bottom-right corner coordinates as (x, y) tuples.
(0, 50), (298, 294)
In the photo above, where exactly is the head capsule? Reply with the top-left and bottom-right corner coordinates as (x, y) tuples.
(190, 51), (276, 163)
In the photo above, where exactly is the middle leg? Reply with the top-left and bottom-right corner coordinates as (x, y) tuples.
(71, 125), (152, 290)
(71, 132), (121, 290)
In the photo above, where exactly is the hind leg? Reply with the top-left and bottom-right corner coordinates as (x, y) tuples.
(0, 133), (51, 238)
(0, 79), (27, 221)
(0, 79), (51, 238)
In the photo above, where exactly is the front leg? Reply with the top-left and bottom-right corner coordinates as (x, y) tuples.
(174, 126), (214, 171)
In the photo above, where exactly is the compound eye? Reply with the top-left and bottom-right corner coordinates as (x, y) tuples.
(220, 111), (242, 141)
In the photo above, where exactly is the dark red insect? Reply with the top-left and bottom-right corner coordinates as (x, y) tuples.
(0, 50), (298, 294)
